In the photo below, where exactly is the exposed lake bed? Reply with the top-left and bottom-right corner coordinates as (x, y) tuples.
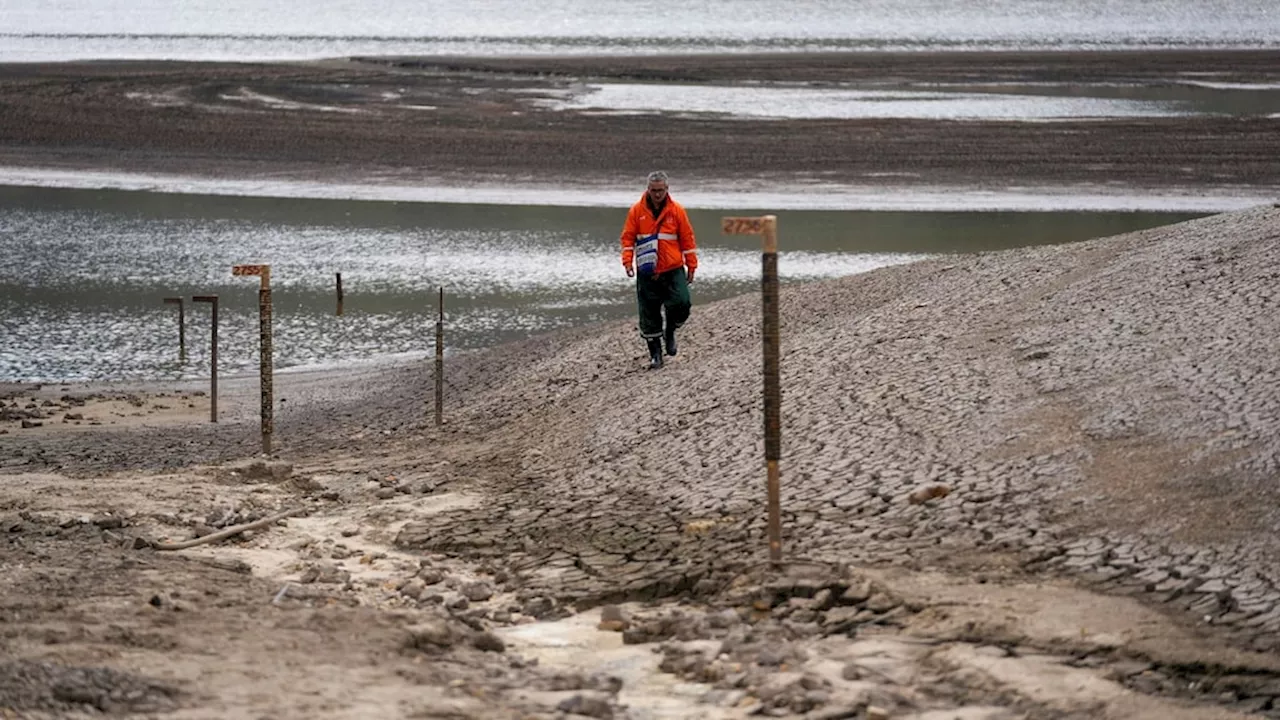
(2, 50), (1279, 198)
(3, 28), (1280, 720)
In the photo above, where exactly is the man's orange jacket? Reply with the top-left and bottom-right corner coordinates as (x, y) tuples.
(620, 194), (698, 276)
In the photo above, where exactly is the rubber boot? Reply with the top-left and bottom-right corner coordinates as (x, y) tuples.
(664, 325), (678, 357)
(646, 338), (664, 370)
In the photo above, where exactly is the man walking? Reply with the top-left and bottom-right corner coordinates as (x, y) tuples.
(620, 171), (698, 370)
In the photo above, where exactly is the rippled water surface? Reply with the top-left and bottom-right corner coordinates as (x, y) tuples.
(0, 186), (1202, 382)
(2, 0), (1278, 61)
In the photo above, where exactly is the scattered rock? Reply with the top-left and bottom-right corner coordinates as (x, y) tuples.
(865, 593), (902, 614)
(399, 579), (427, 600)
(839, 581), (872, 605)
(471, 631), (506, 653)
(234, 460), (293, 482)
(290, 475), (325, 492)
(598, 605), (631, 632)
(556, 692), (614, 719)
(91, 514), (124, 530)
(404, 620), (455, 650)
(299, 563), (350, 585)
(461, 581), (494, 602)
(522, 596), (556, 619)
(907, 484), (951, 505)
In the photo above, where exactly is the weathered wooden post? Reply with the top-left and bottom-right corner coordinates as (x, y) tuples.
(722, 215), (783, 566)
(336, 272), (344, 316)
(163, 297), (186, 362)
(192, 295), (219, 423)
(232, 264), (273, 454)
(435, 287), (444, 426)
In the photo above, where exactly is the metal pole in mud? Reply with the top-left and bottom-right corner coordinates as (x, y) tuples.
(163, 297), (186, 362)
(435, 287), (444, 426)
(193, 295), (219, 423)
(233, 264), (273, 454)
(722, 214), (783, 565)
(336, 272), (344, 316)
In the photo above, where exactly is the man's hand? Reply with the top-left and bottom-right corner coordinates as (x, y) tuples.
(687, 267), (696, 283)
(625, 265), (635, 278)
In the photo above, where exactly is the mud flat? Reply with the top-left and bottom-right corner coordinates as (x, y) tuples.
(4, 205), (1280, 717)
(1, 50), (1279, 195)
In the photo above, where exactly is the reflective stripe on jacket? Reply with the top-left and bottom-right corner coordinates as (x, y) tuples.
(620, 194), (698, 276)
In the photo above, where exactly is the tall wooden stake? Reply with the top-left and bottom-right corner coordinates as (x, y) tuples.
(760, 216), (782, 566)
(435, 287), (444, 426)
(722, 214), (783, 566)
(336, 272), (344, 316)
(233, 264), (273, 454)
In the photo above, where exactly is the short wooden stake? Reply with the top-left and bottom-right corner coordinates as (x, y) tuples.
(163, 297), (186, 362)
(192, 295), (219, 422)
(336, 272), (344, 316)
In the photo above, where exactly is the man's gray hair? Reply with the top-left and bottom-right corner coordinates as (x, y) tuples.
(647, 170), (669, 184)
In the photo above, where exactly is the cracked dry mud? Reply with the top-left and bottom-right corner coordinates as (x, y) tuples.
(3, 206), (1280, 718)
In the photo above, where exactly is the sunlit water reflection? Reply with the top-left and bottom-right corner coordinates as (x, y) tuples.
(0, 186), (1200, 382)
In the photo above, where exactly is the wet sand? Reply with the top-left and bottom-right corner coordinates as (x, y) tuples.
(1, 50), (1279, 193)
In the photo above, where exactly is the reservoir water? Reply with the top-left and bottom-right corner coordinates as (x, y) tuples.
(0, 185), (1201, 382)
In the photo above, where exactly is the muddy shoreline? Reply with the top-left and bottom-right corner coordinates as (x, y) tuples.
(6, 207), (1280, 718)
(5, 51), (1280, 719)
(1, 50), (1279, 192)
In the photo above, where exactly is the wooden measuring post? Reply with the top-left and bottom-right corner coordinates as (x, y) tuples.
(192, 295), (219, 422)
(162, 297), (186, 362)
(435, 287), (444, 426)
(722, 214), (783, 566)
(335, 272), (344, 316)
(232, 264), (273, 454)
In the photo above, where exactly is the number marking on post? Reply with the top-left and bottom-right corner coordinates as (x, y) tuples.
(721, 217), (766, 236)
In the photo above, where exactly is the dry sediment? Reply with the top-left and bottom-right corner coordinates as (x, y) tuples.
(4, 55), (1280, 711)
(379, 206), (1280, 657)
(5, 207), (1280, 709)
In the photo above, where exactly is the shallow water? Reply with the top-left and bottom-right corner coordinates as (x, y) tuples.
(537, 81), (1280, 121)
(0, 186), (1201, 383)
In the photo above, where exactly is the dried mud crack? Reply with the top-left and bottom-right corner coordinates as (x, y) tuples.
(3, 208), (1280, 717)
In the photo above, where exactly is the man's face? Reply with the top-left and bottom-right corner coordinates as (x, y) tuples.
(647, 182), (668, 202)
